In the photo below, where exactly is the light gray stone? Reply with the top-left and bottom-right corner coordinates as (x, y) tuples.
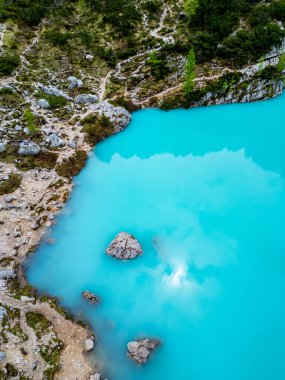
(67, 76), (83, 90)
(89, 101), (131, 133)
(0, 269), (16, 280)
(67, 140), (76, 149)
(75, 94), (98, 104)
(90, 374), (101, 380)
(0, 352), (6, 362)
(38, 84), (71, 99)
(0, 142), (6, 153)
(106, 232), (142, 260)
(84, 337), (95, 352)
(0, 306), (6, 319)
(46, 133), (65, 148)
(38, 99), (50, 109)
(18, 141), (41, 156)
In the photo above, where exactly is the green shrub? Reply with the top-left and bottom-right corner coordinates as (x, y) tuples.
(44, 29), (69, 46)
(36, 91), (67, 109)
(25, 311), (51, 338)
(82, 115), (114, 145)
(0, 174), (22, 195)
(0, 54), (20, 76)
(23, 108), (39, 135)
(16, 151), (58, 171)
(5, 363), (18, 377)
(56, 150), (88, 178)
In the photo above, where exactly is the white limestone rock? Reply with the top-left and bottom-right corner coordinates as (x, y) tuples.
(75, 94), (98, 104)
(67, 76), (83, 90)
(106, 232), (142, 260)
(46, 133), (65, 148)
(84, 336), (95, 352)
(18, 141), (41, 156)
(37, 84), (71, 99)
(38, 99), (50, 109)
(89, 101), (131, 133)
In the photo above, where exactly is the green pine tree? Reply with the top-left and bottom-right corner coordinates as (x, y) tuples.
(184, 48), (196, 95)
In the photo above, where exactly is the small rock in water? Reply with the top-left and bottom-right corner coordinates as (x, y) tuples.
(84, 336), (95, 352)
(127, 338), (161, 364)
(106, 232), (142, 260)
(82, 291), (100, 304)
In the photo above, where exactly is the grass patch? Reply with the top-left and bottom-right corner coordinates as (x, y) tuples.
(40, 338), (64, 380)
(56, 150), (88, 178)
(0, 173), (22, 195)
(16, 150), (58, 171)
(25, 311), (51, 338)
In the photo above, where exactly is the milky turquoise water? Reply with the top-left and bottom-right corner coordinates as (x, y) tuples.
(27, 95), (285, 380)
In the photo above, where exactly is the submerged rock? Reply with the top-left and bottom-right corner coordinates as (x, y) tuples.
(18, 141), (41, 156)
(82, 291), (100, 304)
(106, 232), (142, 260)
(127, 338), (161, 364)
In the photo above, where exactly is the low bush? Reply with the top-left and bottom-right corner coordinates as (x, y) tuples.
(25, 311), (51, 338)
(56, 150), (88, 178)
(82, 115), (114, 145)
(44, 29), (69, 46)
(0, 54), (20, 76)
(0, 173), (22, 195)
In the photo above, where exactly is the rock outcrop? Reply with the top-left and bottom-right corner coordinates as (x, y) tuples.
(67, 76), (83, 90)
(18, 141), (41, 156)
(127, 338), (162, 364)
(90, 101), (131, 133)
(84, 336), (95, 352)
(37, 99), (50, 109)
(82, 291), (100, 304)
(46, 133), (65, 148)
(106, 232), (142, 260)
(75, 94), (98, 104)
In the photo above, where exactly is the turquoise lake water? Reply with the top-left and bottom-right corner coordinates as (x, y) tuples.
(27, 95), (285, 380)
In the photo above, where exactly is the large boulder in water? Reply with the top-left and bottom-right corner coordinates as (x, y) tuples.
(127, 338), (161, 364)
(106, 232), (142, 260)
